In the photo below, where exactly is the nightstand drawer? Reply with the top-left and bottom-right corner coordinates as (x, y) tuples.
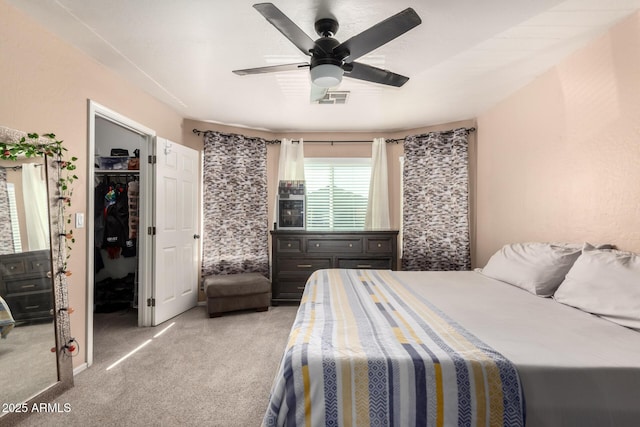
(5, 277), (52, 294)
(277, 257), (332, 273)
(336, 258), (393, 269)
(366, 238), (393, 253)
(307, 238), (362, 253)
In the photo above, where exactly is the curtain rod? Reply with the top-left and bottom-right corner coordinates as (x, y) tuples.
(284, 138), (403, 145)
(192, 127), (475, 144)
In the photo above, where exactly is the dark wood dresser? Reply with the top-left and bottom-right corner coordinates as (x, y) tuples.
(0, 250), (53, 322)
(270, 230), (398, 303)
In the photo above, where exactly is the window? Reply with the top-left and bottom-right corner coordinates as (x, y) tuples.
(304, 158), (371, 230)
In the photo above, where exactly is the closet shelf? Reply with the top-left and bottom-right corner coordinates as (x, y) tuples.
(96, 169), (139, 174)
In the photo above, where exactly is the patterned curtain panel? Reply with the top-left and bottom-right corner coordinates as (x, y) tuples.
(201, 131), (269, 276)
(402, 128), (471, 271)
(0, 168), (14, 255)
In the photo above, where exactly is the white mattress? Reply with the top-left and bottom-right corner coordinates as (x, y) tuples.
(394, 271), (640, 426)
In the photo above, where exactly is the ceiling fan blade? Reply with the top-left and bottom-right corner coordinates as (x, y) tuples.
(343, 62), (409, 87)
(253, 3), (319, 56)
(334, 8), (421, 62)
(233, 62), (309, 75)
(310, 83), (328, 102)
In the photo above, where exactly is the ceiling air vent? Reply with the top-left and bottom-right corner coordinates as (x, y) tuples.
(316, 91), (350, 105)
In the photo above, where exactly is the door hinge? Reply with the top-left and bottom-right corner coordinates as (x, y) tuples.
(147, 226), (156, 235)
(148, 155), (156, 164)
(147, 298), (156, 307)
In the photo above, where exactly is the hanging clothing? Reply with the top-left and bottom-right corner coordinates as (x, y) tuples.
(103, 183), (129, 248)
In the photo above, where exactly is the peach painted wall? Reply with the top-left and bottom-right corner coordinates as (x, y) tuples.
(0, 1), (184, 368)
(475, 12), (640, 266)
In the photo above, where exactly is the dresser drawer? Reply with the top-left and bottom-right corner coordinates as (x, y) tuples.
(276, 280), (308, 295)
(336, 258), (393, 269)
(307, 238), (362, 253)
(277, 257), (332, 273)
(276, 237), (303, 253)
(5, 292), (53, 320)
(1, 260), (26, 277)
(26, 257), (51, 274)
(366, 238), (394, 253)
(5, 277), (52, 294)
(271, 230), (398, 302)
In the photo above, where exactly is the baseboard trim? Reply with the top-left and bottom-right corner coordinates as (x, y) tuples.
(73, 362), (88, 376)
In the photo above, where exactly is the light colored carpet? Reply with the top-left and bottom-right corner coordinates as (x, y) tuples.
(17, 304), (298, 427)
(0, 320), (58, 406)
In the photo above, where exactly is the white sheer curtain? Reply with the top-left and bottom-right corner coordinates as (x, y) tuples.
(22, 163), (50, 250)
(273, 138), (305, 225)
(365, 137), (390, 229)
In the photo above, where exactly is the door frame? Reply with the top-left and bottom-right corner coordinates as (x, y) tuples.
(86, 100), (155, 367)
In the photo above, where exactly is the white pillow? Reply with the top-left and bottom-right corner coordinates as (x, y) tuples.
(554, 248), (640, 331)
(480, 242), (587, 297)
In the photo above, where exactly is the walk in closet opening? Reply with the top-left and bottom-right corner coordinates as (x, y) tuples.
(87, 101), (155, 367)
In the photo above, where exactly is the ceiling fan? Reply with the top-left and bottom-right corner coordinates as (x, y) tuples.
(232, 3), (422, 102)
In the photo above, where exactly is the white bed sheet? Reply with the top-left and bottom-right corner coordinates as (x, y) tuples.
(394, 271), (640, 427)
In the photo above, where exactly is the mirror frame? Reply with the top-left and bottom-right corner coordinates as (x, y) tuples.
(0, 126), (73, 426)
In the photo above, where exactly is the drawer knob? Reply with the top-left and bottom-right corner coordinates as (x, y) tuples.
(357, 264), (372, 268)
(21, 284), (36, 289)
(287, 243), (292, 248)
(377, 243), (382, 248)
(315, 243), (320, 247)
(297, 264), (313, 268)
(348, 243), (353, 248)
(10, 266), (16, 270)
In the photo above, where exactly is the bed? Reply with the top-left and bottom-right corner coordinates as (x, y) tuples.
(263, 244), (640, 427)
(0, 295), (15, 339)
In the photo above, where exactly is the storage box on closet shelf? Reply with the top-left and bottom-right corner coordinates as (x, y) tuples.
(97, 156), (139, 170)
(98, 156), (129, 170)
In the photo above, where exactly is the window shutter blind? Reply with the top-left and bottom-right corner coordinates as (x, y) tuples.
(304, 158), (371, 230)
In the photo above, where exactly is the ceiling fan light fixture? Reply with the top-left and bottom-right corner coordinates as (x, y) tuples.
(310, 64), (344, 88)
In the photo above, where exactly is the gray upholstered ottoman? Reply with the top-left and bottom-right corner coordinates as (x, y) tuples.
(204, 273), (271, 318)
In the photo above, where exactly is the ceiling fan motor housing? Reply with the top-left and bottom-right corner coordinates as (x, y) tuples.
(310, 35), (346, 87)
(310, 36), (345, 67)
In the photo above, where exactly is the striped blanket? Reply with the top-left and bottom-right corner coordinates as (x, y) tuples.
(263, 269), (524, 427)
(0, 296), (15, 339)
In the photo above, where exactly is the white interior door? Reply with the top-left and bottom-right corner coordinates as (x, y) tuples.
(152, 138), (199, 325)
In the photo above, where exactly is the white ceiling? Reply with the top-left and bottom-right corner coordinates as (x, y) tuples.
(9, 0), (640, 132)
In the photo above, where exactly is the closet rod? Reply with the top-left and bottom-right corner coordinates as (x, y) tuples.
(0, 164), (44, 171)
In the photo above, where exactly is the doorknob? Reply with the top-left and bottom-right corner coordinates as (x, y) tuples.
(193, 234), (200, 239)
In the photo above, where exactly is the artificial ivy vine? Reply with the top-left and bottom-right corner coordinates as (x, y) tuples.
(0, 132), (77, 274)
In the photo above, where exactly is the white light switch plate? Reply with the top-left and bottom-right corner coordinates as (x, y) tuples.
(75, 212), (85, 228)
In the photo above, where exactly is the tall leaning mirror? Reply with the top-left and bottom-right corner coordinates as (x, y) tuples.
(0, 126), (74, 425)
